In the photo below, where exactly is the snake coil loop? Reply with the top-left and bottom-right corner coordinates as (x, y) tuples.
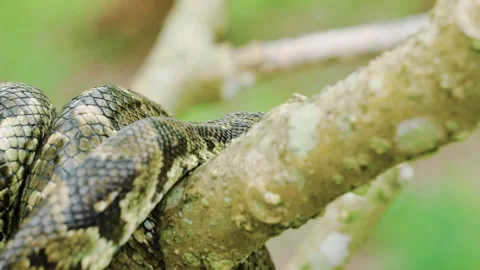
(0, 82), (273, 270)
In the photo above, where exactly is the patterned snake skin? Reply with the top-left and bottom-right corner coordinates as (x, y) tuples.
(0, 82), (274, 269)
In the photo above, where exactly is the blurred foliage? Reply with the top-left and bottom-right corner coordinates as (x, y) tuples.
(374, 171), (480, 270)
(1, 1), (479, 270)
(0, 1), (101, 105)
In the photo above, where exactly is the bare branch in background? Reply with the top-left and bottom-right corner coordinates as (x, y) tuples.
(226, 14), (428, 98)
(284, 164), (413, 270)
(153, 0), (480, 267)
(132, 4), (427, 112)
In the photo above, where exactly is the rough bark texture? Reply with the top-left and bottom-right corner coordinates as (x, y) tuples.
(153, 0), (480, 268)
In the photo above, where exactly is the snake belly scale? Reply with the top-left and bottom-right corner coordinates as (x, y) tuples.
(0, 82), (274, 269)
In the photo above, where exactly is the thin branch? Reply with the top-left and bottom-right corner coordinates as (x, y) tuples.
(154, 0), (480, 268)
(225, 14), (428, 98)
(283, 164), (413, 270)
(132, 9), (428, 108)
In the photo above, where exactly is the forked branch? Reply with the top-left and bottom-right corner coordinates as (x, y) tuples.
(132, 1), (427, 113)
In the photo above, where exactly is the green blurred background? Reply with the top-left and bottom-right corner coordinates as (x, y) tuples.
(1, 0), (479, 269)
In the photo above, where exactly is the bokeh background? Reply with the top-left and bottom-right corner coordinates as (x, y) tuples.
(1, 0), (479, 269)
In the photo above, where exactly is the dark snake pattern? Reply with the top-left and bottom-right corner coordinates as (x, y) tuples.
(0, 82), (274, 269)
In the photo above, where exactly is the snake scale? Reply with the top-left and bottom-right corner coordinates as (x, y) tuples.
(0, 82), (275, 269)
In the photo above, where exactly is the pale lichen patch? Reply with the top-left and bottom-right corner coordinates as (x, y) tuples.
(394, 116), (446, 156)
(319, 231), (352, 268)
(288, 104), (321, 156)
(263, 191), (281, 206)
(368, 77), (385, 93)
(398, 163), (415, 184)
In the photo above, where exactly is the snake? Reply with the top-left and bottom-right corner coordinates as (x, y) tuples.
(0, 82), (275, 269)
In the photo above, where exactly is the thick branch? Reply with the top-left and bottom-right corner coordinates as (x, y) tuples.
(156, 0), (480, 268)
(284, 164), (413, 270)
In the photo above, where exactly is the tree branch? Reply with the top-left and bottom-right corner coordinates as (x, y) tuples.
(284, 164), (413, 270)
(130, 0), (229, 115)
(154, 0), (480, 268)
(226, 14), (428, 98)
(131, 4), (427, 113)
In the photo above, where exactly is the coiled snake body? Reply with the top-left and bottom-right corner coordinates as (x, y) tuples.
(0, 83), (274, 269)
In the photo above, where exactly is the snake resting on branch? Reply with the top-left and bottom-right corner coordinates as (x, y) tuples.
(0, 82), (275, 269)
